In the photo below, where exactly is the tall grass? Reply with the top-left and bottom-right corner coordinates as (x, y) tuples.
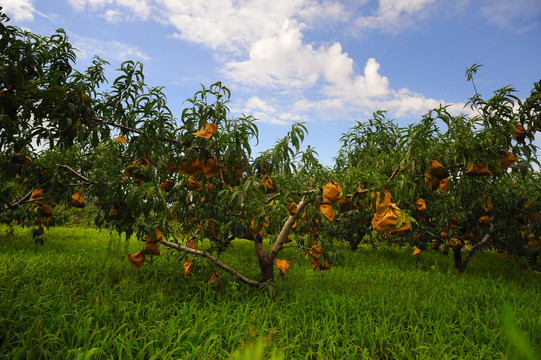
(1, 226), (540, 359)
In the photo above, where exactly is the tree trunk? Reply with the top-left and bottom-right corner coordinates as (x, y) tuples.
(453, 245), (463, 272)
(349, 237), (361, 251)
(459, 223), (494, 273)
(257, 254), (275, 283)
(254, 234), (274, 283)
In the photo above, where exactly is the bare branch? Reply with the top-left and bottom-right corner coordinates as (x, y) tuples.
(56, 164), (96, 185)
(265, 188), (320, 204)
(5, 190), (33, 209)
(162, 236), (261, 288)
(388, 165), (401, 182)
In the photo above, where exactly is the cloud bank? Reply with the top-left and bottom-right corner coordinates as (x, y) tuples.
(11, 0), (517, 125)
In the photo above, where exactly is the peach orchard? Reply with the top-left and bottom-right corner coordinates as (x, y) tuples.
(1, 11), (540, 289)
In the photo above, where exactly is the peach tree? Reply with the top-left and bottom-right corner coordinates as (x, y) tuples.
(2, 8), (540, 290)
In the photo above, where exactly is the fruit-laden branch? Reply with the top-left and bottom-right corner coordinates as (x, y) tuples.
(91, 118), (185, 146)
(160, 236), (261, 288)
(56, 164), (97, 185)
(91, 117), (221, 162)
(460, 223), (495, 273)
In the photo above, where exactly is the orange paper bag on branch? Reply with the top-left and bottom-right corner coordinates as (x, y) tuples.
(186, 175), (203, 191)
(202, 158), (223, 179)
(70, 192), (85, 208)
(192, 123), (218, 139)
(275, 258), (290, 274)
(323, 180), (345, 203)
(414, 198), (426, 212)
(178, 157), (203, 175)
(514, 123), (527, 144)
(466, 162), (492, 176)
(424, 160), (449, 190)
(128, 251), (145, 269)
(258, 175), (276, 194)
(498, 152), (518, 169)
(371, 189), (409, 233)
(30, 189), (44, 201)
(320, 180), (345, 221)
(319, 202), (335, 221)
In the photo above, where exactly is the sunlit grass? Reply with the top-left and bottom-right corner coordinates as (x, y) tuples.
(1, 226), (540, 359)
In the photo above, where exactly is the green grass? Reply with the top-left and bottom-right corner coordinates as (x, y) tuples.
(1, 226), (540, 359)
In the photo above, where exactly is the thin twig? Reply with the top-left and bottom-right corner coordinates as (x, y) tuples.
(183, 228), (200, 247)
(265, 188), (320, 204)
(282, 244), (311, 251)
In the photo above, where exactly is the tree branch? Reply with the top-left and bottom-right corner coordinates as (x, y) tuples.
(56, 164), (96, 185)
(91, 117), (222, 163)
(269, 197), (314, 259)
(5, 190), (33, 209)
(161, 236), (261, 288)
(265, 188), (320, 204)
(351, 164), (402, 198)
(91, 118), (185, 147)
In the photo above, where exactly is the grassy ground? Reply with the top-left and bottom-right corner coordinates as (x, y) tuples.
(0, 226), (540, 359)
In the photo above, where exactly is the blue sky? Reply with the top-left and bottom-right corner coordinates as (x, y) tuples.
(3, 0), (541, 166)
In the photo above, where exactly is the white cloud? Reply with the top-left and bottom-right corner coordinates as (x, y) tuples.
(68, 0), (151, 21)
(355, 0), (436, 32)
(72, 35), (150, 62)
(480, 0), (541, 29)
(104, 9), (122, 22)
(1, 0), (36, 21)
(61, 0), (452, 124)
(321, 55), (391, 99)
(238, 96), (304, 125)
(160, 0), (313, 53)
(246, 96), (277, 114)
(224, 20), (321, 88)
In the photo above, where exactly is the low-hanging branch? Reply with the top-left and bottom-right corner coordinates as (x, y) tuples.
(5, 190), (33, 209)
(162, 235), (261, 288)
